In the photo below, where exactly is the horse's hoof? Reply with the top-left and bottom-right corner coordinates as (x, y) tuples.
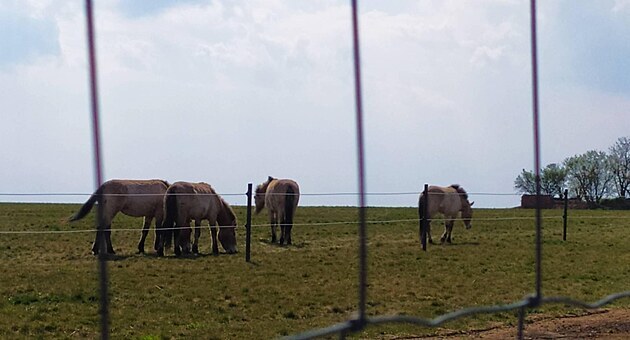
(156, 250), (164, 257)
(192, 245), (199, 254)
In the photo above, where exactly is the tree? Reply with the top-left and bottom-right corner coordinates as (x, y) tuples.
(514, 168), (536, 194)
(514, 163), (567, 197)
(564, 150), (613, 205)
(540, 163), (567, 198)
(608, 136), (630, 198)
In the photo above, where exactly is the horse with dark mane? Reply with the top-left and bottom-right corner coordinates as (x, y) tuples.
(418, 184), (474, 244)
(69, 179), (169, 255)
(158, 181), (238, 257)
(255, 176), (300, 245)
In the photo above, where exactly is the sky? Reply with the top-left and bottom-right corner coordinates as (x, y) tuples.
(1, 0), (629, 208)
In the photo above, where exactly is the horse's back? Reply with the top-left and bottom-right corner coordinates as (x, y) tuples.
(421, 185), (461, 217)
(101, 179), (168, 217)
(266, 179), (300, 211)
(167, 181), (217, 220)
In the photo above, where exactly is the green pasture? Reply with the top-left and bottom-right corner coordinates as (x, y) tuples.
(0, 203), (629, 339)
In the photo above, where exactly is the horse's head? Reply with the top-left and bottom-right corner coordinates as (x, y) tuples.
(177, 227), (193, 254)
(254, 176), (275, 214)
(462, 200), (474, 229)
(216, 199), (238, 254)
(218, 224), (238, 254)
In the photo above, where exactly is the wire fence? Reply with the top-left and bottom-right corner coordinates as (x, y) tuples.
(1, 189), (630, 338)
(4, 0), (628, 338)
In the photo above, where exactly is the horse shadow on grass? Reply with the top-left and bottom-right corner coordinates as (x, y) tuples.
(258, 238), (309, 249)
(440, 241), (481, 247)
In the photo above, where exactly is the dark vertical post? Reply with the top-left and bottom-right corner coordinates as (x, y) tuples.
(529, 0), (543, 303)
(563, 189), (568, 241)
(350, 0), (368, 329)
(517, 306), (526, 340)
(246, 183), (252, 263)
(84, 0), (109, 338)
(420, 184), (428, 251)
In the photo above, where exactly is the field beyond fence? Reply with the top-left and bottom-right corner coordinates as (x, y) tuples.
(0, 203), (629, 338)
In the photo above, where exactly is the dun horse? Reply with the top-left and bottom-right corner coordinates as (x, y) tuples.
(255, 176), (300, 245)
(158, 181), (238, 257)
(69, 179), (169, 255)
(418, 184), (474, 244)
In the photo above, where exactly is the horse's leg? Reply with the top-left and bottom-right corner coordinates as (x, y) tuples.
(137, 216), (152, 254)
(427, 221), (433, 244)
(210, 226), (219, 255)
(153, 216), (163, 252)
(105, 225), (115, 254)
(192, 220), (201, 254)
(446, 220), (454, 244)
(270, 212), (278, 243)
(440, 221), (448, 244)
(279, 222), (286, 246)
(286, 224), (292, 246)
(173, 226), (181, 257)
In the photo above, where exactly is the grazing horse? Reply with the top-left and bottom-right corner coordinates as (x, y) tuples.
(69, 179), (169, 255)
(158, 181), (238, 257)
(418, 184), (474, 244)
(255, 176), (300, 245)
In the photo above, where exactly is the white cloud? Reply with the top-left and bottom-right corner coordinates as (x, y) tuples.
(613, 0), (630, 13)
(2, 1), (629, 208)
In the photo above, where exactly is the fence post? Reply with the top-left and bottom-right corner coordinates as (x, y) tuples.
(246, 183), (252, 262)
(420, 184), (428, 251)
(562, 189), (568, 241)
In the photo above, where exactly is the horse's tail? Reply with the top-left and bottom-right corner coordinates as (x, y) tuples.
(283, 186), (296, 225)
(162, 192), (178, 248)
(69, 187), (102, 222)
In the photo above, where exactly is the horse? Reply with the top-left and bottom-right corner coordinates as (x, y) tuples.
(69, 179), (169, 255)
(158, 181), (238, 257)
(418, 184), (474, 244)
(255, 176), (300, 245)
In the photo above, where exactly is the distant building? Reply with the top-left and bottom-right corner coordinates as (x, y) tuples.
(520, 194), (588, 209)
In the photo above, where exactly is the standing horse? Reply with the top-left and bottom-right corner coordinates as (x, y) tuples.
(418, 184), (474, 244)
(255, 176), (300, 245)
(158, 181), (238, 257)
(69, 179), (169, 255)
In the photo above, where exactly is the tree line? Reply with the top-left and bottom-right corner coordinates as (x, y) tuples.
(514, 136), (630, 207)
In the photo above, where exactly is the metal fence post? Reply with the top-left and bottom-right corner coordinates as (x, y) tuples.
(420, 184), (428, 251)
(563, 189), (568, 241)
(246, 183), (252, 263)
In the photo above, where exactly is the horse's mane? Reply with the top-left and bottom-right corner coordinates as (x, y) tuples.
(449, 184), (468, 199)
(256, 176), (276, 194)
(219, 195), (237, 223)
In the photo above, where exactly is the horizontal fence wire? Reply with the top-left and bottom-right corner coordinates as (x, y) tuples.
(1, 214), (628, 235)
(0, 191), (524, 197)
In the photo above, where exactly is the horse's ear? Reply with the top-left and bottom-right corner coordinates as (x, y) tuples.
(267, 176), (274, 182)
(469, 201), (475, 207)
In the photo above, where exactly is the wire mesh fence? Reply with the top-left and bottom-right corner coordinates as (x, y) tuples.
(3, 0), (629, 338)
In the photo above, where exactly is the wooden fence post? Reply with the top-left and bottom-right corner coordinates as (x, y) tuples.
(246, 183), (252, 262)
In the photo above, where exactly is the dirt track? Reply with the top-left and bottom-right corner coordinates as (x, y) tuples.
(424, 309), (630, 339)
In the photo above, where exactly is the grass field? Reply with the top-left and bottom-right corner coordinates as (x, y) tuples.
(0, 203), (629, 339)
